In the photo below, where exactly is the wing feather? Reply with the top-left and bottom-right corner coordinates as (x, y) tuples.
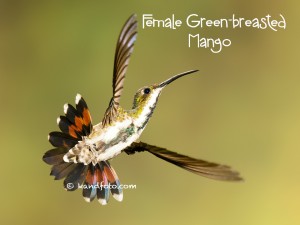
(102, 14), (138, 127)
(124, 142), (243, 181)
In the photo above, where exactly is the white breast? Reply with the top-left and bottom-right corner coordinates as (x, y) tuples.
(87, 118), (131, 145)
(133, 88), (161, 128)
(96, 131), (141, 161)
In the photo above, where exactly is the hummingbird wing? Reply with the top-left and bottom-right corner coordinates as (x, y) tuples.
(102, 14), (138, 127)
(124, 142), (243, 181)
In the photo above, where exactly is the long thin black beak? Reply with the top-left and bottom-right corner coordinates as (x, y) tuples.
(158, 70), (199, 88)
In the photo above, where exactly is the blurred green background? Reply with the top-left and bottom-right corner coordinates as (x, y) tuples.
(0, 1), (299, 225)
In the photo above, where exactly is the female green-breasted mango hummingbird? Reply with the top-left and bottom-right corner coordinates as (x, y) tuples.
(43, 14), (242, 205)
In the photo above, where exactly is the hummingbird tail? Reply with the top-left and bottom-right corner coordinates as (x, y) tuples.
(43, 93), (92, 191)
(82, 161), (123, 204)
(43, 94), (121, 204)
(47, 93), (93, 150)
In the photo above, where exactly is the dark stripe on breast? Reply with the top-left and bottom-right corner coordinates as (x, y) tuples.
(137, 97), (158, 131)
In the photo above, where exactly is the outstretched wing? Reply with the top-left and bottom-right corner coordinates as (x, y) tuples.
(102, 14), (138, 127)
(124, 142), (243, 181)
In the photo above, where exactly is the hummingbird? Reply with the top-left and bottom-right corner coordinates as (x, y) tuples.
(43, 14), (242, 205)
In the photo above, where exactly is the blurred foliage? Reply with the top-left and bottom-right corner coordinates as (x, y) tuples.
(0, 1), (299, 225)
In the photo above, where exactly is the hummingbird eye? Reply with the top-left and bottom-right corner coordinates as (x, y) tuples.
(143, 88), (151, 94)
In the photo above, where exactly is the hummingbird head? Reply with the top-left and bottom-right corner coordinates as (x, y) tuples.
(131, 70), (198, 126)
